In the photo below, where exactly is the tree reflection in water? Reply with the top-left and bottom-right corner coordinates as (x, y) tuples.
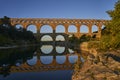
(0, 47), (36, 77)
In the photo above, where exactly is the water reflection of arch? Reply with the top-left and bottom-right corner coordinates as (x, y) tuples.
(10, 52), (82, 72)
(13, 54), (80, 68)
(39, 55), (73, 65)
(25, 52), (80, 66)
(26, 56), (37, 66)
(38, 45), (69, 55)
(39, 33), (69, 42)
(40, 56), (53, 65)
(36, 53), (80, 65)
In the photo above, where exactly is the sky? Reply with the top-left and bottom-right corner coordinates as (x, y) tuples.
(0, 0), (117, 19)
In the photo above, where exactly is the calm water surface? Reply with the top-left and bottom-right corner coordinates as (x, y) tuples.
(0, 44), (83, 80)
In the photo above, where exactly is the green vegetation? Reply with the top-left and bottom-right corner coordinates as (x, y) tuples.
(69, 0), (120, 51)
(100, 0), (120, 50)
(69, 34), (92, 44)
(88, 0), (120, 51)
(99, 0), (120, 50)
(0, 16), (37, 46)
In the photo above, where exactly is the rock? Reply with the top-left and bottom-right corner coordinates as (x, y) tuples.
(72, 52), (120, 80)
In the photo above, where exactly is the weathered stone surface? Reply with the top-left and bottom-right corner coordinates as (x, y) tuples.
(72, 52), (120, 80)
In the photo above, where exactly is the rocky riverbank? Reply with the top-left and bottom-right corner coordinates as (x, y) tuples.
(72, 50), (120, 80)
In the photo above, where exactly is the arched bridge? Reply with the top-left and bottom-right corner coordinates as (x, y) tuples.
(10, 18), (109, 39)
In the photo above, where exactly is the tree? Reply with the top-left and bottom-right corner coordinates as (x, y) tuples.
(0, 16), (37, 46)
(99, 0), (120, 50)
(68, 34), (79, 43)
(79, 34), (91, 43)
(0, 16), (11, 27)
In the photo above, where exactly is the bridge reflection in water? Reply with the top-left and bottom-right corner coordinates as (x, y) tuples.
(11, 55), (81, 73)
(0, 43), (85, 80)
(10, 45), (82, 73)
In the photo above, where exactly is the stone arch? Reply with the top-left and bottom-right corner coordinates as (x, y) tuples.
(41, 35), (53, 41)
(56, 56), (66, 64)
(56, 46), (65, 54)
(55, 35), (65, 41)
(56, 25), (65, 33)
(40, 45), (53, 54)
(15, 24), (23, 29)
(26, 24), (37, 33)
(26, 56), (37, 66)
(68, 25), (77, 33)
(101, 25), (106, 30)
(92, 25), (98, 33)
(80, 25), (89, 33)
(40, 56), (53, 64)
(40, 25), (53, 33)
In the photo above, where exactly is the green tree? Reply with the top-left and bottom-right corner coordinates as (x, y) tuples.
(0, 16), (37, 46)
(79, 34), (91, 43)
(69, 34), (79, 43)
(99, 0), (120, 50)
(0, 16), (11, 27)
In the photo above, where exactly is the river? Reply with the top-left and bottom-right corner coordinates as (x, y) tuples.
(0, 43), (85, 80)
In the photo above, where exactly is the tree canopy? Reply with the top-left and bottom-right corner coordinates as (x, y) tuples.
(0, 16), (37, 46)
(99, 0), (120, 50)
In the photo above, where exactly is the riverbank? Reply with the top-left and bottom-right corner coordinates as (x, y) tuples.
(0, 44), (38, 49)
(72, 50), (120, 80)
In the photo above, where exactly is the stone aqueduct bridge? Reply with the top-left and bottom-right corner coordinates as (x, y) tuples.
(10, 18), (109, 40)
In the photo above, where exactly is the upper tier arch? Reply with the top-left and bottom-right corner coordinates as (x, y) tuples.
(10, 18), (109, 38)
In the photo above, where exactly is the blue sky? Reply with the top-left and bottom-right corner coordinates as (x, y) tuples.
(0, 0), (117, 19)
